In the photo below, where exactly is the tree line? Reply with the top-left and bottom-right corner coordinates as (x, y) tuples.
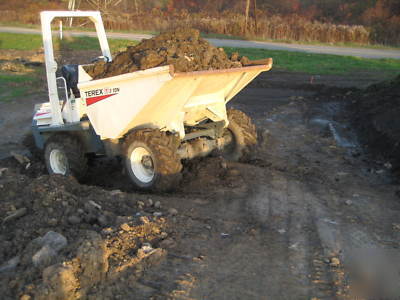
(0, 0), (399, 45)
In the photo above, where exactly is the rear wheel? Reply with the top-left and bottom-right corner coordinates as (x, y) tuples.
(222, 108), (257, 161)
(123, 129), (182, 192)
(44, 134), (88, 180)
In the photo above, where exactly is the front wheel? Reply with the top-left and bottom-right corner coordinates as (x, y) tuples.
(44, 134), (88, 180)
(222, 108), (258, 161)
(123, 129), (182, 192)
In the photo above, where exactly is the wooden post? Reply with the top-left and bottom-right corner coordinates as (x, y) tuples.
(245, 0), (250, 35)
(134, 0), (139, 15)
(253, 0), (257, 35)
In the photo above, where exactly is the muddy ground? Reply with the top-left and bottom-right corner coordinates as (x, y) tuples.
(1, 52), (400, 299)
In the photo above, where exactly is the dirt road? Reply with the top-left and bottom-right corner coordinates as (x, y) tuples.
(1, 26), (400, 59)
(1, 64), (400, 298)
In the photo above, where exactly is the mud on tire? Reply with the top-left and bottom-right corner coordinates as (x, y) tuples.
(223, 108), (258, 161)
(44, 133), (88, 181)
(123, 129), (183, 192)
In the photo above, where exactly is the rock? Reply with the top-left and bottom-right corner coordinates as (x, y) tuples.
(0, 256), (20, 273)
(140, 216), (150, 224)
(110, 189), (123, 196)
(10, 151), (30, 165)
(168, 208), (178, 216)
(88, 200), (102, 210)
(37, 264), (78, 300)
(76, 231), (109, 288)
(147, 198), (154, 207)
(153, 212), (162, 217)
(154, 201), (161, 209)
(384, 162), (392, 169)
(140, 243), (154, 255)
(47, 218), (58, 226)
(102, 227), (114, 234)
(32, 246), (57, 268)
(120, 223), (132, 231)
(227, 169), (240, 176)
(345, 200), (353, 205)
(97, 214), (108, 227)
(220, 160), (227, 169)
(137, 200), (145, 208)
(68, 215), (81, 225)
(330, 257), (340, 267)
(116, 215), (133, 225)
(39, 231), (68, 252)
(2, 207), (27, 224)
(194, 198), (209, 205)
(0, 167), (7, 176)
(160, 232), (168, 239)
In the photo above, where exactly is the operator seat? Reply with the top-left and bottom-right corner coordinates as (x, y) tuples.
(61, 64), (80, 98)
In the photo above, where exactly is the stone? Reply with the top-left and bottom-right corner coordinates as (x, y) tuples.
(227, 169), (240, 176)
(2, 207), (27, 224)
(0, 256), (20, 273)
(153, 212), (162, 217)
(120, 223), (132, 231)
(68, 215), (81, 225)
(39, 264), (78, 299)
(10, 151), (30, 165)
(32, 246), (57, 268)
(117, 215), (134, 224)
(154, 201), (161, 209)
(147, 199), (154, 207)
(97, 214), (108, 227)
(140, 216), (150, 224)
(39, 231), (68, 252)
(0, 167), (7, 176)
(110, 189), (123, 196)
(220, 161), (227, 169)
(76, 231), (109, 288)
(168, 208), (178, 216)
(47, 218), (58, 226)
(330, 257), (340, 267)
(345, 200), (353, 206)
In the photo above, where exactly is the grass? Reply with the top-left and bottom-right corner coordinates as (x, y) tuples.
(0, 73), (40, 102)
(1, 32), (399, 78)
(0, 32), (137, 53)
(0, 32), (43, 50)
(224, 47), (400, 76)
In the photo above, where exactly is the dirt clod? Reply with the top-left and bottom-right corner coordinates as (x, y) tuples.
(84, 28), (247, 79)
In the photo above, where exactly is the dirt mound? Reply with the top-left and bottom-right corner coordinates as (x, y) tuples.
(352, 74), (400, 173)
(84, 28), (245, 79)
(0, 162), (176, 299)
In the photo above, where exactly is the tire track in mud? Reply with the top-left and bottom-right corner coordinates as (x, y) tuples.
(245, 169), (340, 299)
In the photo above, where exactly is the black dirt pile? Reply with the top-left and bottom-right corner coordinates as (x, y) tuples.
(84, 28), (247, 79)
(351, 74), (400, 174)
(0, 163), (176, 299)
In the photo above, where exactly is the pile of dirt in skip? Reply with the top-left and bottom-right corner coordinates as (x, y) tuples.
(84, 28), (254, 79)
(352, 74), (400, 174)
(0, 161), (179, 299)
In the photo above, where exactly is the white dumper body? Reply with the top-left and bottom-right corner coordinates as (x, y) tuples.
(32, 11), (272, 191)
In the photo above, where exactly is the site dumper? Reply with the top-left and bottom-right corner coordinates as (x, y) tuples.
(32, 11), (273, 191)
